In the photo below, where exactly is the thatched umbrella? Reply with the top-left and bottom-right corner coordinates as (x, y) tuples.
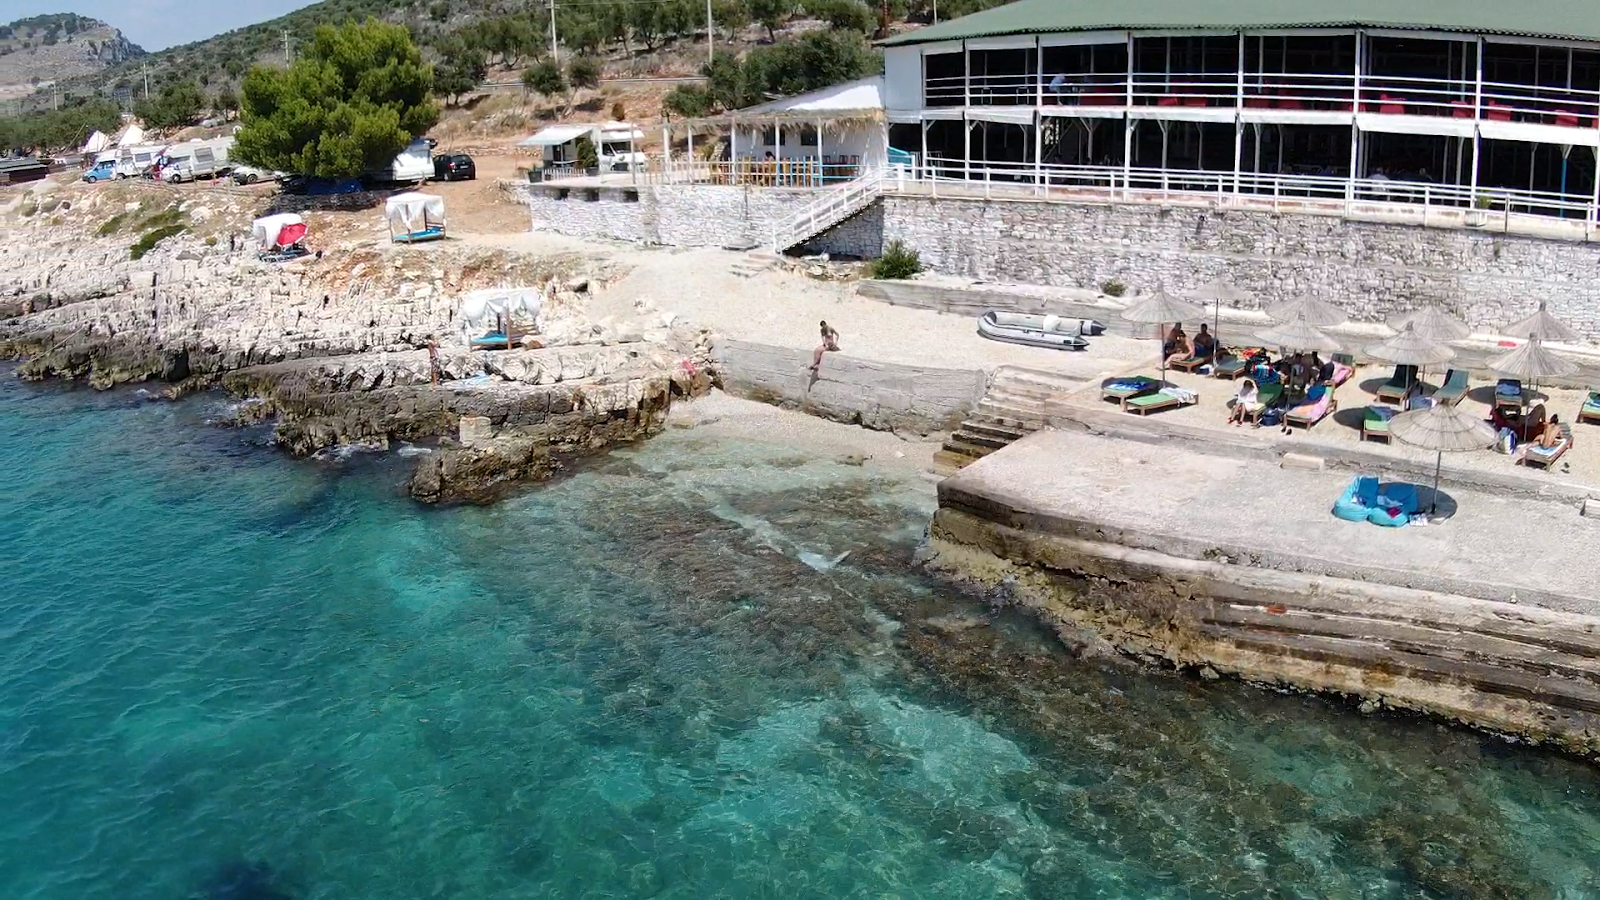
(1120, 286), (1205, 385)
(1489, 334), (1578, 409)
(1188, 280), (1251, 342)
(1389, 306), (1471, 343)
(1267, 294), (1348, 328)
(1363, 323), (1455, 394)
(1256, 310), (1342, 354)
(1500, 301), (1581, 344)
(1389, 403), (1498, 515)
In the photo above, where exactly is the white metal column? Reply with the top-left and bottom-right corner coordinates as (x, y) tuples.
(1348, 30), (1363, 206)
(1470, 37), (1484, 196)
(1123, 30), (1134, 194)
(1034, 111), (1044, 192)
(662, 123), (672, 179)
(1233, 30), (1244, 193)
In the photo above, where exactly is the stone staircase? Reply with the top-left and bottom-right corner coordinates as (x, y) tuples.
(935, 367), (1087, 472)
(730, 249), (781, 279)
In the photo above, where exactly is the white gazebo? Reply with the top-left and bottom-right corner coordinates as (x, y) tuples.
(385, 192), (447, 243)
(667, 75), (888, 186)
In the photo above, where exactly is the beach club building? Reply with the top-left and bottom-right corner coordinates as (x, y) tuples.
(876, 0), (1600, 219)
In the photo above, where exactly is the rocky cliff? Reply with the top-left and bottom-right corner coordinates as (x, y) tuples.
(0, 15), (144, 97)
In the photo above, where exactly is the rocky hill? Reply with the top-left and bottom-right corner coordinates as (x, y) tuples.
(0, 14), (144, 100)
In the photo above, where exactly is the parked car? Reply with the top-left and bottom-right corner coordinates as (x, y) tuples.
(82, 159), (117, 183)
(281, 175), (365, 195)
(232, 165), (283, 185)
(432, 153), (476, 181)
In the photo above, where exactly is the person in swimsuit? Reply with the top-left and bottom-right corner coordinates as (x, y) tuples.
(811, 320), (840, 373)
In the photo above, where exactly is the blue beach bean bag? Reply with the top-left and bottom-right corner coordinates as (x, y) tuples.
(1368, 483), (1419, 527)
(1332, 476), (1377, 522)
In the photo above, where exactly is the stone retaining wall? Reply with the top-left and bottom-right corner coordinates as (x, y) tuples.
(880, 194), (1600, 342)
(510, 182), (884, 258)
(711, 338), (986, 434)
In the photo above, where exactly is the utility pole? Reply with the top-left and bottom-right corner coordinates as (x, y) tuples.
(706, 0), (714, 65)
(282, 29), (291, 64)
(548, 0), (559, 63)
(142, 65), (149, 100)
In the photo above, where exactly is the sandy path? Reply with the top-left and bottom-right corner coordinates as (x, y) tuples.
(460, 231), (1157, 379)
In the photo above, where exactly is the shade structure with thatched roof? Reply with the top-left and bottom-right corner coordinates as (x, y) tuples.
(1489, 335), (1578, 397)
(1389, 403), (1498, 515)
(1187, 280), (1252, 338)
(1256, 310), (1342, 354)
(1363, 323), (1457, 368)
(1388, 306), (1471, 343)
(1120, 286), (1206, 384)
(1500, 300), (1581, 344)
(1266, 294), (1348, 328)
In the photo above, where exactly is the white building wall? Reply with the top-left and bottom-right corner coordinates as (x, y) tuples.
(883, 45), (923, 116)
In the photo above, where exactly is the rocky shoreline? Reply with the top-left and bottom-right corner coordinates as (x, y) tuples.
(2, 213), (714, 503)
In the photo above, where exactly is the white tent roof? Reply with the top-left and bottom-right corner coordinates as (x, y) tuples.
(250, 213), (305, 249)
(735, 76), (885, 118)
(82, 131), (110, 154)
(117, 124), (146, 147)
(519, 124), (594, 147)
(385, 191), (445, 218)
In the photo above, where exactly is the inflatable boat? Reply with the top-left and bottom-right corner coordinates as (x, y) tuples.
(977, 311), (1104, 351)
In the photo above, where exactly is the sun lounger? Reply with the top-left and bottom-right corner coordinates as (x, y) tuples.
(1101, 375), (1160, 409)
(1125, 389), (1195, 416)
(1211, 355), (1250, 379)
(1579, 391), (1600, 426)
(1247, 382), (1285, 424)
(1433, 368), (1470, 406)
(1494, 378), (1524, 413)
(1374, 365), (1420, 403)
(1169, 352), (1214, 373)
(1285, 385), (1336, 429)
(1519, 424), (1573, 468)
(1361, 405), (1395, 442)
(470, 331), (511, 349)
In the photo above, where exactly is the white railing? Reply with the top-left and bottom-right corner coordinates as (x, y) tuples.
(896, 159), (1600, 240)
(928, 68), (1600, 127)
(770, 168), (884, 251)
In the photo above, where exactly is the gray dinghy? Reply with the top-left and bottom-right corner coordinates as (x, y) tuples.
(977, 311), (1104, 351)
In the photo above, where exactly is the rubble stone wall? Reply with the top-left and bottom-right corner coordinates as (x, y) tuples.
(880, 194), (1600, 341)
(512, 182), (883, 258)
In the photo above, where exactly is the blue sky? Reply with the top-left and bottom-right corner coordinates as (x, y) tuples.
(9, 0), (321, 51)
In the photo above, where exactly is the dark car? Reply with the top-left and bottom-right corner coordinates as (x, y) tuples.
(433, 153), (476, 182)
(281, 175), (365, 195)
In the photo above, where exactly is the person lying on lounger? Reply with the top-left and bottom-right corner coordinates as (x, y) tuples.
(1165, 334), (1193, 367)
(1538, 414), (1565, 448)
(1227, 378), (1262, 426)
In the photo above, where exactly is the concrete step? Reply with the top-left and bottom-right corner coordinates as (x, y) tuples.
(976, 400), (1047, 428)
(992, 366), (1087, 393)
(931, 449), (973, 475)
(950, 428), (1012, 451)
(960, 419), (1030, 441)
(938, 437), (997, 462)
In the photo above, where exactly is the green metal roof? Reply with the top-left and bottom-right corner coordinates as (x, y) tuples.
(880, 0), (1600, 47)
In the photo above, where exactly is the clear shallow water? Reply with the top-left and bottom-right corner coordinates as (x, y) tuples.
(2, 374), (1599, 900)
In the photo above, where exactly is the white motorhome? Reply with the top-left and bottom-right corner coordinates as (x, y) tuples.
(365, 138), (434, 184)
(114, 144), (165, 179)
(520, 121), (648, 177)
(160, 137), (235, 182)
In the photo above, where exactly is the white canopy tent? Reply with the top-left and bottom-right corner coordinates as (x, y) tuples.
(250, 213), (307, 252)
(458, 287), (546, 348)
(116, 124), (146, 148)
(81, 131), (111, 154)
(385, 192), (446, 243)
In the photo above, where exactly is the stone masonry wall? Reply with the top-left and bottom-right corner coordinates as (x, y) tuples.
(881, 195), (1600, 341)
(512, 182), (883, 258)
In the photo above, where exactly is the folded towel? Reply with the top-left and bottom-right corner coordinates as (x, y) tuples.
(1166, 387), (1197, 403)
(1528, 439), (1570, 457)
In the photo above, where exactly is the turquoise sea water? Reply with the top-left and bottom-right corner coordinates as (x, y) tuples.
(3, 371), (1600, 899)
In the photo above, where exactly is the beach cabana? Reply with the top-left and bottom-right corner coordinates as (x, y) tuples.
(250, 213), (309, 261)
(458, 287), (544, 350)
(386, 192), (447, 243)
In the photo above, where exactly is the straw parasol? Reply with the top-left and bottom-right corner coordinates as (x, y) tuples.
(1489, 334), (1578, 410)
(1188, 280), (1252, 341)
(1500, 301), (1581, 344)
(1362, 323), (1455, 396)
(1120, 286), (1206, 384)
(1266, 294), (1348, 328)
(1388, 306), (1471, 343)
(1389, 403), (1498, 515)
(1256, 310), (1342, 354)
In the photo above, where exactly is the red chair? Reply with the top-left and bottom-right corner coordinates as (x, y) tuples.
(1276, 97), (1305, 110)
(1555, 109), (1581, 128)
(1485, 100), (1513, 121)
(1245, 95), (1273, 109)
(1450, 99), (1474, 118)
(1157, 95), (1182, 107)
(1377, 93), (1406, 115)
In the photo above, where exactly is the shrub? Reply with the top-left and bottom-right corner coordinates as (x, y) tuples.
(869, 239), (921, 280)
(130, 224), (186, 260)
(96, 213), (126, 235)
(568, 56), (601, 91)
(574, 135), (598, 171)
(1100, 279), (1126, 297)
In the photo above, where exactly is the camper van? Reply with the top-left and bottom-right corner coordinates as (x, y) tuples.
(365, 138), (434, 184)
(115, 145), (165, 179)
(160, 138), (234, 182)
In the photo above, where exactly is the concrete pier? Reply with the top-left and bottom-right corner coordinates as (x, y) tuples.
(927, 429), (1600, 758)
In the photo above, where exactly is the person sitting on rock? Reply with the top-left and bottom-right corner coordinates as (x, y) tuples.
(810, 320), (841, 374)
